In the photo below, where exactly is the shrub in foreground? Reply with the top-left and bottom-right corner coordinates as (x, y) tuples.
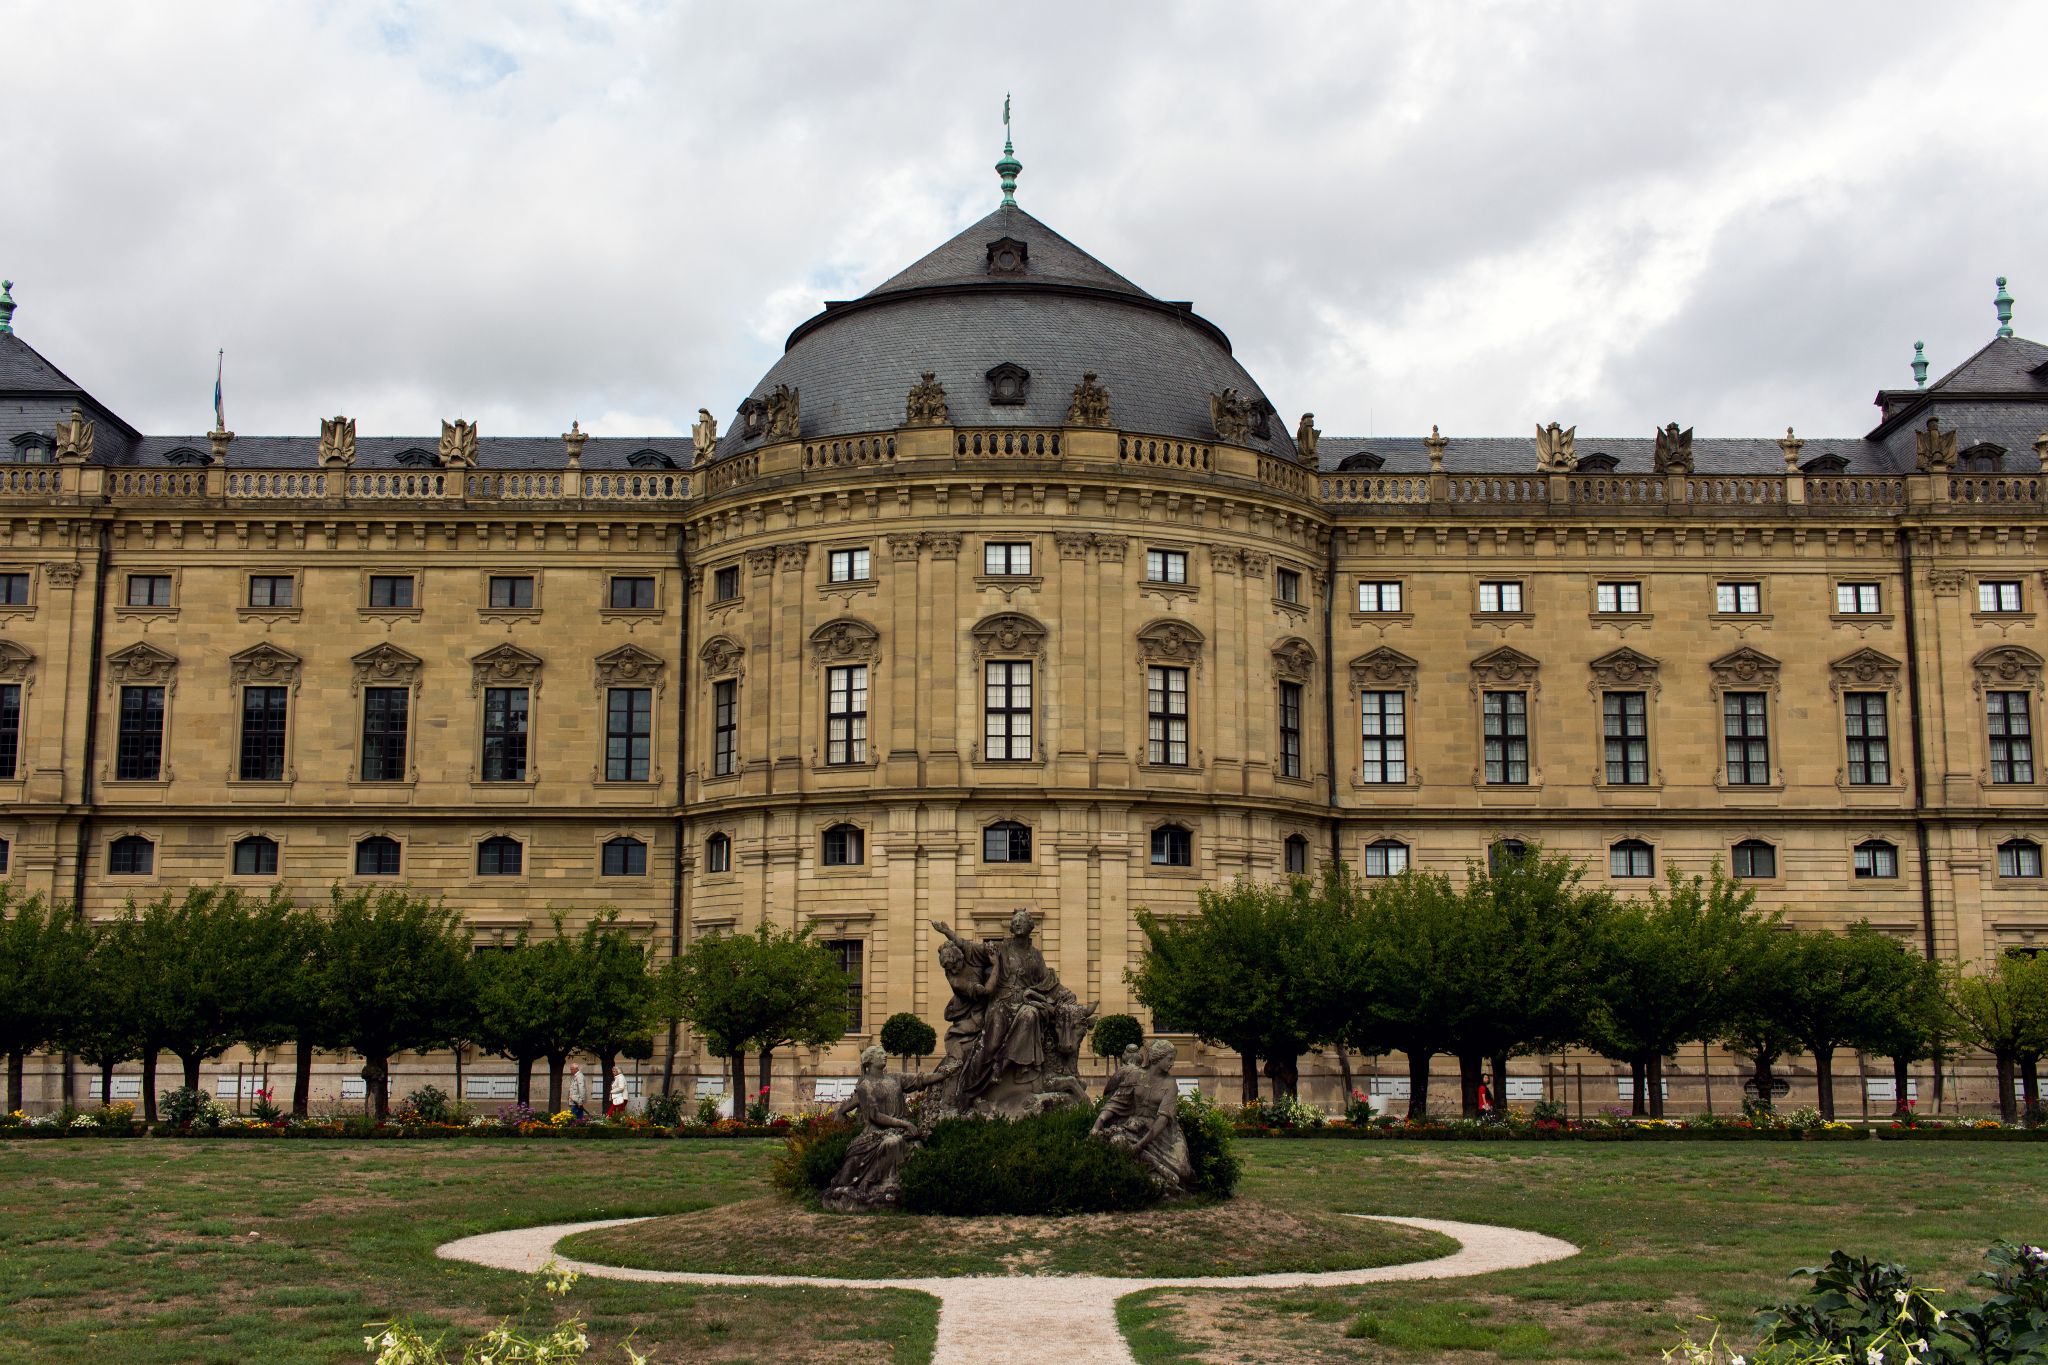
(1176, 1092), (1243, 1198)
(898, 1106), (1160, 1216)
(772, 1117), (857, 1200)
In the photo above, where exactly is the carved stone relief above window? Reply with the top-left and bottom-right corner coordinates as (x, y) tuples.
(594, 644), (666, 694)
(107, 641), (178, 693)
(1709, 646), (1782, 691)
(698, 635), (746, 679)
(1470, 645), (1542, 691)
(970, 612), (1047, 659)
(1271, 637), (1317, 683)
(1973, 644), (2044, 691)
(1587, 646), (1661, 697)
(1827, 647), (1902, 698)
(470, 643), (544, 697)
(1350, 646), (1418, 691)
(351, 643), (422, 695)
(229, 642), (302, 693)
(1135, 618), (1205, 670)
(0, 639), (34, 693)
(809, 617), (882, 666)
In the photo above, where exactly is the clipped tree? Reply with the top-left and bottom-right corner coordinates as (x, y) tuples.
(62, 916), (145, 1105)
(1719, 926), (1808, 1109)
(669, 923), (851, 1114)
(471, 935), (565, 1107)
(1848, 944), (1950, 1115)
(1351, 866), (1471, 1119)
(1582, 865), (1770, 1117)
(318, 887), (472, 1120)
(1775, 923), (1931, 1120)
(880, 1011), (938, 1071)
(1089, 1013), (1144, 1062)
(575, 912), (657, 1104)
(0, 885), (84, 1111)
(1948, 953), (2048, 1124)
(1130, 880), (1292, 1102)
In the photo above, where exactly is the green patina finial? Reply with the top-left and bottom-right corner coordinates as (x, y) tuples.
(995, 93), (1021, 206)
(1995, 276), (2015, 337)
(1912, 340), (1928, 389)
(0, 280), (14, 336)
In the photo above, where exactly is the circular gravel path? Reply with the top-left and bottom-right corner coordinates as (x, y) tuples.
(439, 1213), (1578, 1364)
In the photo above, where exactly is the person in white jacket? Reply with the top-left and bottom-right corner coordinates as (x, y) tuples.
(567, 1063), (588, 1119)
(607, 1070), (628, 1118)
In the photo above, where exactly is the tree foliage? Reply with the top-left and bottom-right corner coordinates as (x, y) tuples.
(0, 885), (84, 1111)
(1088, 1012), (1144, 1061)
(879, 1011), (938, 1068)
(669, 923), (850, 1110)
(317, 887), (472, 1120)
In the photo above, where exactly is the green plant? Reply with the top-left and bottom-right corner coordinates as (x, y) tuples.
(771, 1117), (857, 1198)
(395, 1084), (452, 1125)
(1175, 1092), (1242, 1198)
(641, 1091), (685, 1128)
(897, 1106), (1160, 1216)
(745, 1098), (770, 1126)
(366, 1260), (649, 1364)
(1090, 1013), (1145, 1060)
(158, 1086), (228, 1130)
(878, 1012), (937, 1069)
(694, 1095), (722, 1126)
(1530, 1097), (1569, 1126)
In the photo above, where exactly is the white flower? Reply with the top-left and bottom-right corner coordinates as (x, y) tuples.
(1731, 1356), (1746, 1365)
(1894, 1289), (1909, 1304)
(1867, 1348), (1885, 1365)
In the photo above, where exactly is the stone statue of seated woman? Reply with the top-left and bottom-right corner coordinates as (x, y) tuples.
(1089, 1038), (1197, 1197)
(822, 1044), (944, 1212)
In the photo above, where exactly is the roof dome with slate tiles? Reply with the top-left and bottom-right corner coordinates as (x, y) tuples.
(718, 201), (1300, 462)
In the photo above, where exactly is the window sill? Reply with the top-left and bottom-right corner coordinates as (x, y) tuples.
(1138, 759), (1205, 774)
(1973, 612), (2037, 626)
(1709, 612), (1772, 625)
(348, 778), (418, 792)
(815, 863), (872, 875)
(1273, 773), (1315, 788)
(1144, 863), (1202, 878)
(237, 607), (302, 624)
(478, 609), (542, 625)
(1830, 613), (1894, 628)
(358, 607), (424, 622)
(1350, 778), (1420, 791)
(975, 574), (1043, 591)
(971, 757), (1045, 771)
(1352, 611), (1413, 626)
(811, 757), (880, 774)
(103, 777), (172, 790)
(1273, 597), (1309, 619)
(1470, 611), (1533, 626)
(706, 596), (744, 613)
(470, 779), (539, 791)
(0, 605), (37, 622)
(1140, 580), (1198, 596)
(114, 607), (178, 621)
(1590, 612), (1654, 628)
(1717, 781), (1787, 794)
(599, 608), (663, 622)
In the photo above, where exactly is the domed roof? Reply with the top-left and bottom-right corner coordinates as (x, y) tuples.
(717, 203), (1298, 461)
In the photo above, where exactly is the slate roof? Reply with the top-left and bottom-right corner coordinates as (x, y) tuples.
(1316, 435), (1894, 477)
(0, 333), (87, 394)
(1924, 335), (2048, 396)
(863, 205), (1154, 300)
(114, 434), (694, 472)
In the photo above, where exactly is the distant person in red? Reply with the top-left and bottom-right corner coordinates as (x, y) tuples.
(1476, 1079), (1494, 1118)
(607, 1071), (628, 1118)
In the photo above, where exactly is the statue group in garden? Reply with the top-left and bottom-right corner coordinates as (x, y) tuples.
(822, 908), (1199, 1211)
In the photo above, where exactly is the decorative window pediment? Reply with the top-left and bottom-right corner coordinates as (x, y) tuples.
(627, 448), (676, 469)
(1589, 646), (1660, 690)
(1335, 450), (1384, 472)
(393, 447), (440, 468)
(1802, 453), (1850, 474)
(1974, 645), (2044, 689)
(229, 642), (302, 689)
(471, 643), (544, 695)
(594, 644), (665, 693)
(985, 236), (1029, 276)
(1350, 647), (1418, 690)
(107, 641), (178, 688)
(1829, 647), (1903, 695)
(699, 634), (745, 678)
(985, 362), (1031, 407)
(1135, 618), (1205, 667)
(351, 642), (422, 693)
(1575, 452), (1619, 472)
(1470, 645), (1541, 687)
(0, 639), (33, 685)
(971, 612), (1048, 659)
(163, 446), (210, 466)
(809, 616), (881, 665)
(1709, 646), (1781, 688)
(1272, 636), (1317, 683)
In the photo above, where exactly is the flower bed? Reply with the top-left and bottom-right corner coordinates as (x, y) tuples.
(0, 1103), (807, 1141)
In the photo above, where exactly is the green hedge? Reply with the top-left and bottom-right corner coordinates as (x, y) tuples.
(898, 1106), (1161, 1216)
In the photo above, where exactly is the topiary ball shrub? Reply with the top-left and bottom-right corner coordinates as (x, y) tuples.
(898, 1106), (1160, 1216)
(772, 1117), (858, 1201)
(1176, 1093), (1243, 1199)
(1090, 1013), (1145, 1060)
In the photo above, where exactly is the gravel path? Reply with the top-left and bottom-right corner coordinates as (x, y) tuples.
(439, 1214), (1578, 1364)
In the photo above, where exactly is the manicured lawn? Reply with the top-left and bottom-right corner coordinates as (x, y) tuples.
(0, 1139), (936, 1364)
(1116, 1141), (2048, 1362)
(563, 1196), (1453, 1278)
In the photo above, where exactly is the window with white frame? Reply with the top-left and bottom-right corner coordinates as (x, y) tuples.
(1150, 823), (1192, 867)
(983, 820), (1031, 863)
(826, 665), (868, 765)
(821, 823), (864, 867)
(828, 548), (872, 583)
(1145, 549), (1188, 584)
(1357, 580), (1403, 613)
(1844, 694), (1891, 785)
(1147, 666), (1189, 766)
(1595, 581), (1642, 614)
(704, 832), (731, 874)
(1732, 839), (1777, 879)
(1277, 681), (1303, 779)
(1481, 691), (1529, 784)
(1477, 580), (1523, 613)
(1998, 838), (2043, 879)
(984, 542), (1032, 576)
(1723, 692), (1770, 784)
(1854, 840), (1898, 879)
(1609, 839), (1653, 878)
(711, 679), (738, 777)
(984, 661), (1032, 761)
(1989, 693), (2035, 784)
(1361, 692), (1407, 783)
(1603, 692), (1649, 785)
(1715, 581), (1762, 614)
(1980, 580), (2024, 614)
(1363, 839), (1409, 877)
(1835, 582), (1883, 615)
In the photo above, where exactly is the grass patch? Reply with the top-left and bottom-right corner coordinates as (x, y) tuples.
(1117, 1143), (2048, 1363)
(560, 1196), (1452, 1278)
(0, 1140), (936, 1364)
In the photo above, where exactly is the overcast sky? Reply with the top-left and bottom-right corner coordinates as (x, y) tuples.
(5, 2), (2042, 443)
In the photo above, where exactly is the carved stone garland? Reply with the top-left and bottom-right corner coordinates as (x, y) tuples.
(350, 643), (422, 695)
(470, 643), (544, 696)
(970, 612), (1048, 660)
(1136, 619), (1205, 670)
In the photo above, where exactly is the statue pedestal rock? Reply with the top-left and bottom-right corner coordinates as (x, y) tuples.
(929, 911), (1097, 1118)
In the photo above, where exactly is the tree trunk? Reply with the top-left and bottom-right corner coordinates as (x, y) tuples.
(1811, 1046), (1836, 1121)
(1238, 1050), (1258, 1105)
(1891, 1055), (1912, 1114)
(1490, 1054), (1509, 1114)
(1750, 1052), (1773, 1111)
(1996, 1052), (2018, 1124)
(1647, 1055), (1666, 1120)
(757, 1046), (775, 1115)
(598, 1052), (616, 1112)
(293, 1036), (314, 1119)
(1406, 1049), (1431, 1121)
(368, 1057), (391, 1121)
(730, 1050), (747, 1121)
(4, 1050), (21, 1112)
(1335, 1043), (1355, 1104)
(454, 1047), (465, 1110)
(141, 1052), (160, 1123)
(661, 1018), (679, 1096)
(516, 1056), (534, 1108)
(181, 1053), (202, 1092)
(1263, 1052), (1299, 1100)
(1629, 1060), (1648, 1117)
(99, 1061), (115, 1107)
(546, 1054), (567, 1114)
(1931, 1042), (1947, 1112)
(2021, 1055), (2041, 1119)
(1457, 1053), (1481, 1119)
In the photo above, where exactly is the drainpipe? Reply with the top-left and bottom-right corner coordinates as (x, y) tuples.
(1897, 528), (1937, 963)
(666, 523), (692, 1096)
(64, 519), (113, 1106)
(1323, 525), (1342, 870)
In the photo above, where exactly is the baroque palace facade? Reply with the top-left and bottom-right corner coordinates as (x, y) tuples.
(4, 158), (2047, 1109)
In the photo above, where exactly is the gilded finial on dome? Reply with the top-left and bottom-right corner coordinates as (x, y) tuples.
(996, 94), (1021, 207)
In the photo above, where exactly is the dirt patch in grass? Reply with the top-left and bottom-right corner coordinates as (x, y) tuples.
(562, 1195), (1453, 1279)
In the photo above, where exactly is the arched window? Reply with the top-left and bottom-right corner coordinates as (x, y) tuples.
(1961, 444), (2007, 473)
(162, 446), (210, 466)
(1284, 834), (1309, 875)
(1801, 453), (1850, 474)
(983, 820), (1032, 863)
(1150, 823), (1192, 867)
(355, 836), (401, 877)
(109, 834), (154, 876)
(1999, 839), (2043, 880)
(822, 823), (864, 867)
(1609, 839), (1654, 878)
(601, 836), (647, 877)
(1335, 450), (1384, 472)
(393, 447), (439, 468)
(1488, 839), (1529, 872)
(477, 836), (523, 877)
(704, 832), (731, 874)
(627, 448), (677, 469)
(8, 433), (54, 464)
(1853, 839), (1899, 879)
(1575, 452), (1619, 472)
(1364, 839), (1409, 877)
(1732, 839), (1776, 879)
(233, 835), (279, 876)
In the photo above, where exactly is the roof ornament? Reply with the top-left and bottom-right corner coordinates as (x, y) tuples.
(1653, 422), (1694, 475)
(692, 409), (718, 462)
(1066, 373), (1111, 426)
(995, 94), (1022, 206)
(1534, 421), (1575, 472)
(1778, 427), (1804, 472)
(54, 406), (94, 464)
(1209, 389), (1257, 443)
(319, 416), (357, 468)
(2033, 432), (2048, 474)
(1911, 341), (1928, 389)
(1424, 424), (1450, 473)
(1996, 276), (2015, 337)
(1294, 413), (1319, 462)
(440, 418), (478, 469)
(0, 280), (14, 334)
(563, 420), (588, 468)
(905, 371), (950, 426)
(763, 384), (801, 441)
(1915, 415), (1957, 473)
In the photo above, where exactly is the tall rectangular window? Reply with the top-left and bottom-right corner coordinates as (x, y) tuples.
(1723, 692), (1770, 784)
(237, 686), (289, 782)
(1361, 691), (1407, 783)
(712, 679), (738, 776)
(984, 542), (1032, 576)
(1836, 583), (1882, 615)
(1275, 567), (1302, 604)
(482, 688), (530, 781)
(1989, 692), (2035, 784)
(984, 661), (1032, 761)
(605, 687), (652, 781)
(713, 565), (741, 601)
(115, 685), (165, 780)
(1277, 680), (1303, 779)
(1716, 582), (1762, 614)
(1357, 581), (1403, 613)
(1145, 549), (1188, 584)
(828, 548), (872, 583)
(826, 939), (864, 1033)
(126, 574), (173, 608)
(1147, 666), (1189, 766)
(0, 683), (19, 779)
(826, 665), (868, 765)
(361, 687), (409, 782)
(1482, 690), (1529, 784)
(1596, 581), (1642, 614)
(1980, 581), (2024, 614)
(247, 575), (295, 608)
(1478, 581), (1523, 613)
(1843, 693), (1891, 785)
(0, 573), (28, 605)
(1603, 691), (1648, 785)
(368, 575), (415, 608)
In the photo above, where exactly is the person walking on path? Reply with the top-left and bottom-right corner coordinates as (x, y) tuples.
(607, 1070), (628, 1118)
(567, 1064), (589, 1120)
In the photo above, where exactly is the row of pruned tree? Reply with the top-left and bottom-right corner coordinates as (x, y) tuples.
(1128, 848), (2040, 1121)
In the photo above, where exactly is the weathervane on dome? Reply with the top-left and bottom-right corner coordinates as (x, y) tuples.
(996, 94), (1022, 207)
